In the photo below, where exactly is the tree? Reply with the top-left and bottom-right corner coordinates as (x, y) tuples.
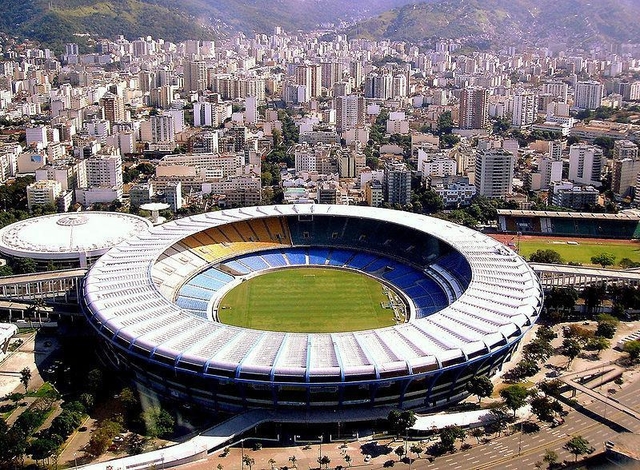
(586, 337), (610, 358)
(523, 339), (554, 363)
(86, 368), (103, 394)
(79, 392), (94, 411)
(28, 437), (59, 465)
(317, 455), (331, 469)
(542, 449), (558, 467)
(440, 133), (460, 149)
(470, 427), (485, 444)
(620, 258), (640, 269)
(561, 338), (582, 366)
(544, 287), (578, 321)
(394, 444), (405, 461)
(591, 253), (616, 268)
(0, 264), (13, 276)
(50, 409), (83, 437)
(500, 384), (529, 417)
(409, 443), (423, 459)
(142, 407), (174, 438)
(387, 410), (416, 438)
(487, 403), (511, 436)
(530, 395), (562, 422)
(624, 340), (640, 361)
(565, 435), (592, 462)
(536, 325), (557, 344)
(539, 379), (563, 398)
(268, 457), (276, 469)
(582, 285), (607, 315)
(0, 418), (27, 468)
(13, 257), (37, 274)
(529, 249), (563, 264)
(243, 455), (255, 470)
(436, 111), (454, 135)
(510, 359), (540, 380)
(466, 375), (494, 403)
(87, 429), (112, 456)
(596, 313), (619, 339)
(564, 324), (594, 342)
(20, 367), (31, 392)
(288, 455), (298, 468)
(344, 453), (352, 466)
(438, 425), (465, 453)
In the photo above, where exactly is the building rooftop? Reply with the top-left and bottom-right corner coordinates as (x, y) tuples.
(0, 212), (152, 261)
(497, 210), (640, 221)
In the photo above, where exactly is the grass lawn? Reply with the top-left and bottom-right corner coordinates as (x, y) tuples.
(27, 382), (57, 398)
(518, 239), (640, 267)
(218, 267), (396, 333)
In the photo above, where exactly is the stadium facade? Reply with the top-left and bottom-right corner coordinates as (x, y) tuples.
(83, 205), (542, 413)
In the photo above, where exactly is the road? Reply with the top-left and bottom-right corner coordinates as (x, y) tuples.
(175, 375), (640, 470)
(402, 377), (640, 470)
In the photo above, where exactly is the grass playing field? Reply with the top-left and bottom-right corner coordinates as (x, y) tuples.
(517, 239), (640, 267)
(218, 267), (396, 333)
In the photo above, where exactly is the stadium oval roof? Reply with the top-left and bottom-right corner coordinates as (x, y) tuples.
(0, 212), (152, 263)
(83, 205), (543, 382)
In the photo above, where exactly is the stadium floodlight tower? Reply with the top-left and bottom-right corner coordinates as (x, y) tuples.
(83, 205), (543, 418)
(140, 202), (170, 225)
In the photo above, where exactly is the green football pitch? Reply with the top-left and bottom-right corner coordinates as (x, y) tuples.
(217, 267), (397, 333)
(518, 239), (640, 266)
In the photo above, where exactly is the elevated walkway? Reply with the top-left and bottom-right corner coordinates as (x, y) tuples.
(559, 365), (640, 422)
(0, 269), (86, 302)
(530, 263), (640, 288)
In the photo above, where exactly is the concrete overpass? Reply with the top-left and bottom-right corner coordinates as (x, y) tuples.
(559, 364), (640, 422)
(0, 268), (86, 302)
(530, 263), (640, 288)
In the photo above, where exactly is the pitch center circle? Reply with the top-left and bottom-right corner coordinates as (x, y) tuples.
(217, 267), (404, 333)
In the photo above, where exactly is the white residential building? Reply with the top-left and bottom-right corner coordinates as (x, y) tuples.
(474, 148), (515, 198)
(574, 81), (603, 110)
(140, 115), (175, 143)
(512, 90), (537, 127)
(568, 144), (605, 187)
(27, 180), (62, 209)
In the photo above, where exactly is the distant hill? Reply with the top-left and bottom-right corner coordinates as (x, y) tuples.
(344, 0), (640, 48)
(0, 0), (217, 51)
(0, 0), (416, 52)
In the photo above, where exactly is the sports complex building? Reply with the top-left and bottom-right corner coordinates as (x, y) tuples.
(0, 212), (152, 269)
(82, 205), (543, 413)
(497, 209), (640, 239)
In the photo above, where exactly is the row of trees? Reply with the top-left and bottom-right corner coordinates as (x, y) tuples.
(0, 385), (82, 468)
(543, 283), (640, 323)
(505, 325), (557, 382)
(527, 248), (629, 270)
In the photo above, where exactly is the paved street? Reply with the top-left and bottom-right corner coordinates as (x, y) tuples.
(174, 372), (640, 470)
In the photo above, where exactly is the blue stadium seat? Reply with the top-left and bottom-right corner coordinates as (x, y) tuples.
(346, 253), (378, 269)
(222, 260), (251, 275)
(327, 249), (353, 266)
(307, 248), (331, 265)
(261, 252), (288, 267)
(284, 248), (307, 265)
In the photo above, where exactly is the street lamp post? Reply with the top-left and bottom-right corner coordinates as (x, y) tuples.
(73, 452), (77, 469)
(518, 421), (523, 455)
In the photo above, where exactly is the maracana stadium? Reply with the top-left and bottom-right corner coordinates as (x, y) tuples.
(82, 204), (542, 413)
